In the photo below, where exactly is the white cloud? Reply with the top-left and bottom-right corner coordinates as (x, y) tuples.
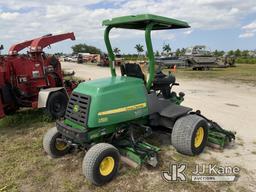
(242, 21), (256, 30)
(239, 32), (254, 38)
(239, 21), (256, 38)
(152, 31), (175, 40)
(0, 12), (20, 20)
(45, 5), (73, 19)
(0, 0), (256, 52)
(184, 30), (193, 35)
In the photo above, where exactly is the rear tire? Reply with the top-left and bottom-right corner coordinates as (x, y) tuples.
(82, 143), (120, 186)
(171, 114), (208, 156)
(47, 91), (68, 119)
(43, 127), (70, 158)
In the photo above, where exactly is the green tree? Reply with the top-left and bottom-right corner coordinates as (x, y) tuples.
(213, 50), (218, 56)
(54, 52), (64, 56)
(71, 43), (101, 54)
(113, 47), (121, 55)
(180, 48), (186, 56)
(155, 50), (160, 56)
(227, 50), (234, 56)
(241, 50), (249, 58)
(175, 48), (181, 56)
(213, 50), (225, 57)
(162, 44), (171, 55)
(134, 44), (144, 56)
(234, 49), (241, 57)
(219, 51), (225, 56)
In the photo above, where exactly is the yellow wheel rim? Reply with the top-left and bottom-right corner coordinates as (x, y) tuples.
(99, 156), (115, 176)
(55, 140), (68, 151)
(194, 127), (204, 148)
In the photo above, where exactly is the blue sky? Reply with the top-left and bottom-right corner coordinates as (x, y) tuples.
(0, 0), (256, 54)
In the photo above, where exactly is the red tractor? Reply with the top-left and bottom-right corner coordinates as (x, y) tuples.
(0, 33), (79, 119)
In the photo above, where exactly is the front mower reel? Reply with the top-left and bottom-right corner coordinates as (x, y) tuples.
(112, 124), (160, 167)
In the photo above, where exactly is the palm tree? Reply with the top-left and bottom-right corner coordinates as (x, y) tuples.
(181, 48), (186, 56)
(175, 48), (181, 56)
(162, 44), (171, 55)
(113, 47), (121, 55)
(134, 44), (144, 58)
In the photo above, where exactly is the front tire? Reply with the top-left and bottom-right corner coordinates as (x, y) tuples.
(171, 114), (208, 156)
(43, 127), (70, 158)
(82, 143), (120, 186)
(46, 91), (68, 119)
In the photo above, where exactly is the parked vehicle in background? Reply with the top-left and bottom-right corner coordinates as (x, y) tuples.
(77, 54), (84, 64)
(64, 56), (77, 62)
(183, 45), (219, 70)
(76, 53), (100, 64)
(115, 54), (123, 66)
(156, 45), (236, 70)
(183, 45), (235, 70)
(222, 54), (236, 67)
(98, 53), (123, 67)
(155, 55), (186, 68)
(98, 53), (109, 66)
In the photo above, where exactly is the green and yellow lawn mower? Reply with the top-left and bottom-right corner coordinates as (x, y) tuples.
(43, 14), (235, 186)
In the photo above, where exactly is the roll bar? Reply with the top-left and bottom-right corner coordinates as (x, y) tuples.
(103, 14), (190, 91)
(104, 23), (156, 90)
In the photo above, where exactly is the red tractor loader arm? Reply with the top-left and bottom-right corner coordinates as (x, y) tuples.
(30, 32), (76, 52)
(8, 33), (74, 55)
(8, 39), (35, 55)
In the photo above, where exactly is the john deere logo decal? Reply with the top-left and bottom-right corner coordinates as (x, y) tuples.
(73, 104), (79, 112)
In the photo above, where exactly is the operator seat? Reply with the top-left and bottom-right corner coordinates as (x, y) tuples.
(153, 71), (176, 87)
(120, 63), (177, 98)
(120, 63), (145, 82)
(152, 71), (176, 99)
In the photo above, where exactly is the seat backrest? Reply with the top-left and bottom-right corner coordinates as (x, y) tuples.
(120, 63), (145, 81)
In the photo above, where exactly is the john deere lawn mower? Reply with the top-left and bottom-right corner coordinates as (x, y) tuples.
(43, 14), (235, 186)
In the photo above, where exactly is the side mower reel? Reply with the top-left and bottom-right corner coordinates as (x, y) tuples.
(189, 111), (236, 149)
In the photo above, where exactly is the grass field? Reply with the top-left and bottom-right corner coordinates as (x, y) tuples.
(173, 64), (256, 85)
